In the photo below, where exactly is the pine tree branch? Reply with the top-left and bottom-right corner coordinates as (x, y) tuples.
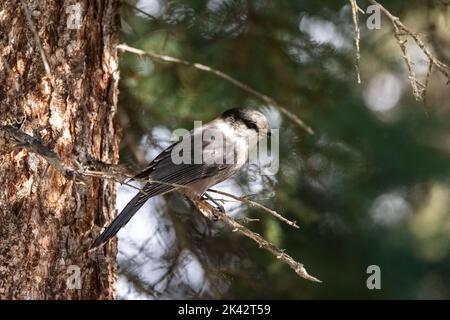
(192, 199), (321, 283)
(207, 188), (299, 229)
(0, 125), (319, 282)
(116, 43), (315, 135)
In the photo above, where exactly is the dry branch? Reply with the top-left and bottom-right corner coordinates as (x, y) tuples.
(350, 0), (363, 84)
(116, 44), (315, 135)
(208, 188), (299, 229)
(0, 125), (84, 181)
(0, 125), (319, 282)
(367, 0), (450, 100)
(193, 199), (321, 283)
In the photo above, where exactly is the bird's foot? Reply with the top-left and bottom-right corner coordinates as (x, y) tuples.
(202, 193), (225, 221)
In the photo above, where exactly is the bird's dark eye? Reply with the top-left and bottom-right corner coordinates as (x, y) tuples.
(244, 120), (259, 132)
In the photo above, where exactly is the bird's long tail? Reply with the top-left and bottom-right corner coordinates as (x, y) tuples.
(91, 182), (172, 248)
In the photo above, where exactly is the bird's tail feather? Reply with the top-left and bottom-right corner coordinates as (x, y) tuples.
(91, 191), (146, 248)
(91, 180), (176, 248)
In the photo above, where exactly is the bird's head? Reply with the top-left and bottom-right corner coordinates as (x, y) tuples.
(221, 108), (271, 140)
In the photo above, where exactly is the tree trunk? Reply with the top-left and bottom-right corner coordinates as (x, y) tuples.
(0, 0), (120, 299)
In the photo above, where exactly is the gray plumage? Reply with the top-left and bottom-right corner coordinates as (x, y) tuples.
(91, 108), (270, 248)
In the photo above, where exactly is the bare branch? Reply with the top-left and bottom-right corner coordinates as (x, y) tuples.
(1, 125), (318, 283)
(392, 22), (422, 100)
(422, 61), (433, 108)
(121, 1), (157, 20)
(350, 0), (363, 84)
(0, 125), (84, 181)
(1, 126), (295, 226)
(192, 199), (321, 283)
(207, 188), (299, 229)
(20, 0), (54, 88)
(116, 44), (315, 135)
(368, 0), (450, 100)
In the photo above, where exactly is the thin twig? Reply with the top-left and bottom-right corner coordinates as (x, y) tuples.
(83, 169), (296, 231)
(422, 60), (433, 107)
(238, 217), (260, 223)
(116, 44), (315, 135)
(192, 199), (321, 283)
(368, 0), (450, 100)
(20, 0), (54, 88)
(350, 0), (363, 84)
(208, 188), (299, 229)
(392, 22), (422, 99)
(121, 1), (157, 20)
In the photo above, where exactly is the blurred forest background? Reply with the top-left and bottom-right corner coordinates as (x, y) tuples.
(115, 0), (450, 299)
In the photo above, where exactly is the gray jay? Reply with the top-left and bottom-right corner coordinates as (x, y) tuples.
(91, 108), (270, 248)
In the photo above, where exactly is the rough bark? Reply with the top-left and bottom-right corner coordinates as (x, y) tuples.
(0, 0), (120, 299)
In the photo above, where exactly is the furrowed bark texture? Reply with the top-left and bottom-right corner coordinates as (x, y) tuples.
(0, 0), (120, 299)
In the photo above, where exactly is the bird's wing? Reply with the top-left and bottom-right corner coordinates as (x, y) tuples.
(135, 144), (231, 185)
(92, 128), (235, 248)
(133, 141), (178, 179)
(136, 122), (238, 184)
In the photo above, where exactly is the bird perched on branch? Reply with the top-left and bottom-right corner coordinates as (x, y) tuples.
(91, 108), (270, 248)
